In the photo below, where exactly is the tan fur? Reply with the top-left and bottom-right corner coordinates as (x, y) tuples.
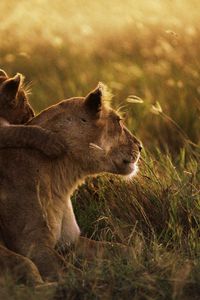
(0, 69), (66, 157)
(0, 84), (141, 284)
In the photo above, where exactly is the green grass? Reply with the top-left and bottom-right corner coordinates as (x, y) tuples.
(0, 0), (200, 299)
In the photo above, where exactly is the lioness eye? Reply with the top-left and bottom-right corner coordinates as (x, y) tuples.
(80, 118), (87, 123)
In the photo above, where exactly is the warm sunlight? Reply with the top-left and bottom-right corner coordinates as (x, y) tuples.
(0, 1), (199, 299)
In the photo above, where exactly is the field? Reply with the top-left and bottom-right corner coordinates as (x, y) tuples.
(0, 0), (199, 299)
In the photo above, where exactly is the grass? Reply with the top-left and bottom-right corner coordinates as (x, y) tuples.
(0, 0), (200, 299)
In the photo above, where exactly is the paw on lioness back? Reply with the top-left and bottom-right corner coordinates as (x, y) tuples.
(0, 69), (66, 157)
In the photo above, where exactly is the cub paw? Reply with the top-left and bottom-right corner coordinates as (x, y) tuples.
(42, 133), (67, 158)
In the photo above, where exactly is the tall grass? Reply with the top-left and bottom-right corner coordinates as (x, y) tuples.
(0, 0), (199, 299)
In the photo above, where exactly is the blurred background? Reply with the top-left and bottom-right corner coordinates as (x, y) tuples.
(0, 0), (199, 153)
(0, 2), (200, 297)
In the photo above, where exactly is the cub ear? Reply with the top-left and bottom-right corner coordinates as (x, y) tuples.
(1, 73), (23, 102)
(84, 84), (103, 113)
(0, 69), (8, 78)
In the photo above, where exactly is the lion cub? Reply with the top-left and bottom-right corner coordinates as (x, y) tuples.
(0, 69), (65, 157)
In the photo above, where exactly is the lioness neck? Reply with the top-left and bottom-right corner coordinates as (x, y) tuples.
(51, 154), (86, 199)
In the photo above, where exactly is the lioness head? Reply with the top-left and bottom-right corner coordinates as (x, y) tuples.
(31, 84), (142, 177)
(0, 69), (34, 124)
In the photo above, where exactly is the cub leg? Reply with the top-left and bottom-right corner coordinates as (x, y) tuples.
(56, 198), (81, 256)
(20, 236), (67, 282)
(0, 125), (66, 158)
(74, 237), (132, 259)
(0, 244), (43, 286)
(58, 198), (81, 249)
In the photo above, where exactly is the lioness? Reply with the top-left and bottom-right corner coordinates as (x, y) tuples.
(0, 69), (65, 157)
(0, 84), (141, 285)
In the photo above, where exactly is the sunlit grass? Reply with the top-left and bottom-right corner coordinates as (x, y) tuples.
(1, 0), (199, 152)
(0, 0), (199, 299)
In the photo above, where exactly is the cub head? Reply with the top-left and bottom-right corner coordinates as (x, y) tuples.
(0, 69), (34, 124)
(31, 83), (142, 178)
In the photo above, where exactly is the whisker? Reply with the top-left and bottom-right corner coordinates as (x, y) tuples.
(116, 104), (128, 113)
(89, 143), (104, 151)
(22, 80), (34, 95)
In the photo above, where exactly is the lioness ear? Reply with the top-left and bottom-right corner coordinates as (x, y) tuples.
(2, 73), (23, 103)
(0, 69), (8, 78)
(84, 84), (103, 114)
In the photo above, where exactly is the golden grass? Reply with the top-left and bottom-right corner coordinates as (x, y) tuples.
(0, 1), (199, 299)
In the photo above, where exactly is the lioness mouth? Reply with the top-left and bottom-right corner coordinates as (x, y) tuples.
(123, 159), (132, 164)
